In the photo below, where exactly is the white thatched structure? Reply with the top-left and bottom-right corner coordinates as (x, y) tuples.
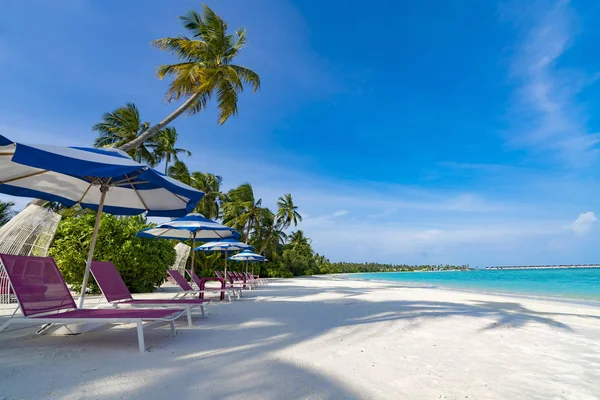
(171, 243), (191, 274)
(0, 204), (62, 303)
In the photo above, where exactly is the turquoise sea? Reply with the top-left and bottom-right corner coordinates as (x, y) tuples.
(352, 268), (600, 301)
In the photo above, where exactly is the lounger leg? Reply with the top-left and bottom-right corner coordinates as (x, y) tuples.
(200, 305), (205, 318)
(186, 306), (192, 327)
(36, 323), (54, 335)
(137, 321), (145, 353)
(170, 320), (176, 336)
(0, 319), (12, 332)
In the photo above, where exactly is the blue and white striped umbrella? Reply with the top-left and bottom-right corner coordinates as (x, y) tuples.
(196, 239), (253, 253)
(0, 135), (204, 306)
(137, 213), (240, 242)
(137, 213), (241, 274)
(196, 239), (254, 279)
(228, 250), (265, 262)
(229, 250), (266, 275)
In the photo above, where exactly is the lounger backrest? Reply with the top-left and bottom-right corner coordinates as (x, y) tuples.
(90, 261), (133, 303)
(168, 270), (193, 291)
(0, 254), (76, 316)
(214, 270), (224, 280)
(190, 271), (203, 288)
(226, 271), (235, 283)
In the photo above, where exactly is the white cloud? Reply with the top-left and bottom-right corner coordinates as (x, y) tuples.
(508, 0), (600, 166)
(332, 210), (348, 217)
(569, 211), (598, 235)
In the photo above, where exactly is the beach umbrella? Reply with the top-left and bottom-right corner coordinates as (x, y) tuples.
(228, 250), (265, 275)
(136, 213), (241, 275)
(0, 135), (203, 307)
(196, 239), (253, 281)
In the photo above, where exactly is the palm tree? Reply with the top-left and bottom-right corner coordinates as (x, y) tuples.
(167, 160), (192, 185)
(190, 172), (226, 220)
(276, 193), (302, 230)
(119, 5), (260, 153)
(289, 230), (309, 247)
(0, 200), (15, 226)
(222, 183), (265, 241)
(252, 209), (287, 259)
(148, 127), (191, 174)
(92, 103), (155, 165)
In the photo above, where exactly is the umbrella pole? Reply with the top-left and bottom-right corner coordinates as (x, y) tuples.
(190, 232), (196, 280)
(224, 251), (228, 284)
(78, 187), (107, 308)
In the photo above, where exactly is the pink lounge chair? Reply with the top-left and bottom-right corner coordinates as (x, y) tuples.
(188, 270), (238, 301)
(167, 270), (230, 300)
(213, 271), (245, 296)
(0, 254), (182, 353)
(229, 271), (253, 290)
(90, 261), (210, 327)
(241, 272), (260, 287)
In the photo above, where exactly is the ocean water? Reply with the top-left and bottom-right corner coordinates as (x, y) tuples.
(352, 269), (600, 301)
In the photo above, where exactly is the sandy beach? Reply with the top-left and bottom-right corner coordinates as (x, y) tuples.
(1, 275), (599, 399)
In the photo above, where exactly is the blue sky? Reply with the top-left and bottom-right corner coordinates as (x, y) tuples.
(2, 0), (600, 267)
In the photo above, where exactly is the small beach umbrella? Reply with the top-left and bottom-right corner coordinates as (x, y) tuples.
(0, 135), (203, 307)
(196, 239), (253, 281)
(228, 250), (265, 275)
(137, 213), (241, 275)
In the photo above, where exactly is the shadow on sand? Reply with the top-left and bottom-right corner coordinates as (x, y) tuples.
(0, 278), (598, 399)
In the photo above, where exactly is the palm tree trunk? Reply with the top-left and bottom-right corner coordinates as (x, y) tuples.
(119, 93), (202, 152)
(164, 154), (170, 175)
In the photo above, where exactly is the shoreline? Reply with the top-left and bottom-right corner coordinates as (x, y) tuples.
(1, 275), (599, 399)
(335, 271), (600, 305)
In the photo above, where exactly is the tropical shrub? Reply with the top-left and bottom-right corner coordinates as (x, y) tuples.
(49, 213), (176, 293)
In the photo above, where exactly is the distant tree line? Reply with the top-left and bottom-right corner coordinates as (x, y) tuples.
(312, 258), (471, 275)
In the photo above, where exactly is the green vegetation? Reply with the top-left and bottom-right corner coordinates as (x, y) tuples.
(147, 127), (191, 174)
(312, 262), (471, 274)
(0, 200), (15, 227)
(49, 212), (175, 293)
(92, 102), (156, 165)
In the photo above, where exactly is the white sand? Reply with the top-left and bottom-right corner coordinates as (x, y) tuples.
(1, 276), (600, 399)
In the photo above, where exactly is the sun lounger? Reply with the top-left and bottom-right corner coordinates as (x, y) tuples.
(90, 261), (210, 327)
(241, 272), (261, 287)
(213, 271), (246, 296)
(183, 270), (238, 302)
(167, 270), (233, 301)
(232, 271), (257, 289)
(228, 271), (253, 290)
(0, 254), (182, 353)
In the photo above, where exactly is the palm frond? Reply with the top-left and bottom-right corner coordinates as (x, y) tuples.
(230, 65), (260, 92)
(216, 80), (239, 124)
(152, 37), (208, 61)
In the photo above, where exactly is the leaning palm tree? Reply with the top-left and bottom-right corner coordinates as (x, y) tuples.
(148, 127), (191, 174)
(0, 200), (15, 227)
(92, 103), (155, 165)
(190, 172), (227, 220)
(276, 193), (302, 230)
(119, 5), (260, 153)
